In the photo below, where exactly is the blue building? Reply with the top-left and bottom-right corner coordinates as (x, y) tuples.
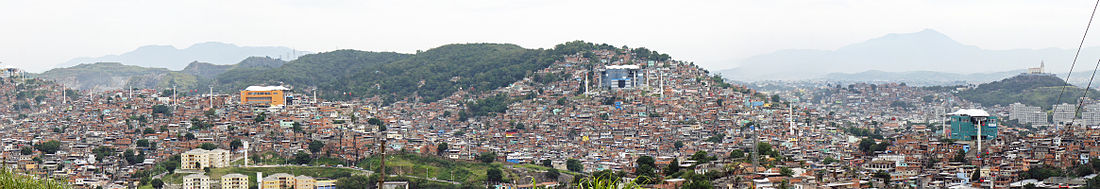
(948, 109), (998, 141)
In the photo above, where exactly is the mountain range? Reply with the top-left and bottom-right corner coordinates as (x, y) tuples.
(60, 42), (307, 70)
(720, 29), (1100, 82)
(35, 42), (605, 104)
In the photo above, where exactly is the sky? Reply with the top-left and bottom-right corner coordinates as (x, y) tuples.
(0, 0), (1098, 72)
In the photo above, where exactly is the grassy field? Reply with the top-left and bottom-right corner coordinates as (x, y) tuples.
(161, 166), (363, 184)
(358, 153), (500, 184)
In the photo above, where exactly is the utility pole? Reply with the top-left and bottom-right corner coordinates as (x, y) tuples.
(172, 85), (177, 110)
(750, 121), (758, 176)
(377, 137), (388, 189)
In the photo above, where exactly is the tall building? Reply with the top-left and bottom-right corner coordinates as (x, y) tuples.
(181, 148), (230, 170)
(598, 65), (645, 90)
(182, 174), (211, 189)
(1009, 103), (1045, 125)
(221, 173), (249, 189)
(1053, 103), (1076, 125)
(1083, 104), (1100, 126)
(948, 109), (998, 141)
(241, 86), (291, 106)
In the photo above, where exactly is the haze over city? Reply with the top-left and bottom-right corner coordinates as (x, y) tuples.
(1, 0), (1098, 72)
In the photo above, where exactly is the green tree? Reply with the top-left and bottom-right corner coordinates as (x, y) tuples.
(253, 112), (266, 123)
(292, 122), (304, 133)
(199, 143), (217, 150)
(756, 142), (773, 156)
(368, 118), (383, 126)
(664, 158), (680, 176)
(436, 142), (448, 156)
(873, 170), (891, 184)
(20, 146), (33, 155)
(690, 151), (710, 164)
(541, 159), (552, 167)
(487, 167), (503, 183)
(309, 140), (325, 154)
(729, 149), (745, 159)
(152, 105), (171, 116)
(92, 146), (114, 159)
(164, 161), (179, 174)
(136, 139), (150, 147)
(336, 175), (371, 189)
(477, 152), (497, 163)
(545, 168), (560, 180)
(858, 137), (875, 153)
(780, 167), (794, 176)
(294, 151), (312, 165)
(952, 149), (967, 163)
(635, 156), (658, 184)
(567, 159), (583, 172)
(230, 139), (242, 151)
(151, 178), (164, 189)
(35, 140), (61, 154)
(204, 108), (216, 118)
(674, 141), (684, 150)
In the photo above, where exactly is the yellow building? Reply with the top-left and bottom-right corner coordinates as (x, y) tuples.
(294, 175), (315, 189)
(182, 174), (211, 189)
(316, 180), (337, 189)
(262, 173), (296, 189)
(181, 148), (230, 170)
(221, 173), (249, 189)
(241, 86), (290, 106)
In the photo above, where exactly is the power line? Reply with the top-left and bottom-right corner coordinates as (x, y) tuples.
(1075, 58), (1100, 116)
(1056, 0), (1100, 106)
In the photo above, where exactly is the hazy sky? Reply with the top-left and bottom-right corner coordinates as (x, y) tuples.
(1, 0), (1097, 72)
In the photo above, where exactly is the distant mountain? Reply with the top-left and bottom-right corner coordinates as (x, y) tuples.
(39, 56), (288, 91)
(821, 69), (1025, 85)
(60, 42), (308, 70)
(37, 62), (169, 91)
(956, 73), (1099, 109)
(720, 29), (1100, 81)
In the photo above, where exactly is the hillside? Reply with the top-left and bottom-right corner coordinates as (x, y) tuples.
(215, 43), (559, 103)
(40, 41), (634, 103)
(956, 74), (1100, 109)
(36, 62), (170, 91)
(180, 61), (233, 78)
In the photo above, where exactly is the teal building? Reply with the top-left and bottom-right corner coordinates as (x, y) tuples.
(948, 113), (998, 141)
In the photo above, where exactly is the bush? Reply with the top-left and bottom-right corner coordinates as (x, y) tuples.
(0, 167), (66, 189)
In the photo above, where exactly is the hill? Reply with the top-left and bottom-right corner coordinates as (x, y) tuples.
(36, 62), (170, 91)
(720, 29), (1100, 81)
(60, 42), (306, 70)
(215, 43), (561, 103)
(41, 42), (604, 103)
(956, 74), (1100, 109)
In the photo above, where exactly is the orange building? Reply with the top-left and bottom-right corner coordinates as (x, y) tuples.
(240, 86), (289, 106)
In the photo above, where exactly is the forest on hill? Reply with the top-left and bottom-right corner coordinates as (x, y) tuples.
(38, 41), (672, 104)
(956, 74), (1100, 109)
